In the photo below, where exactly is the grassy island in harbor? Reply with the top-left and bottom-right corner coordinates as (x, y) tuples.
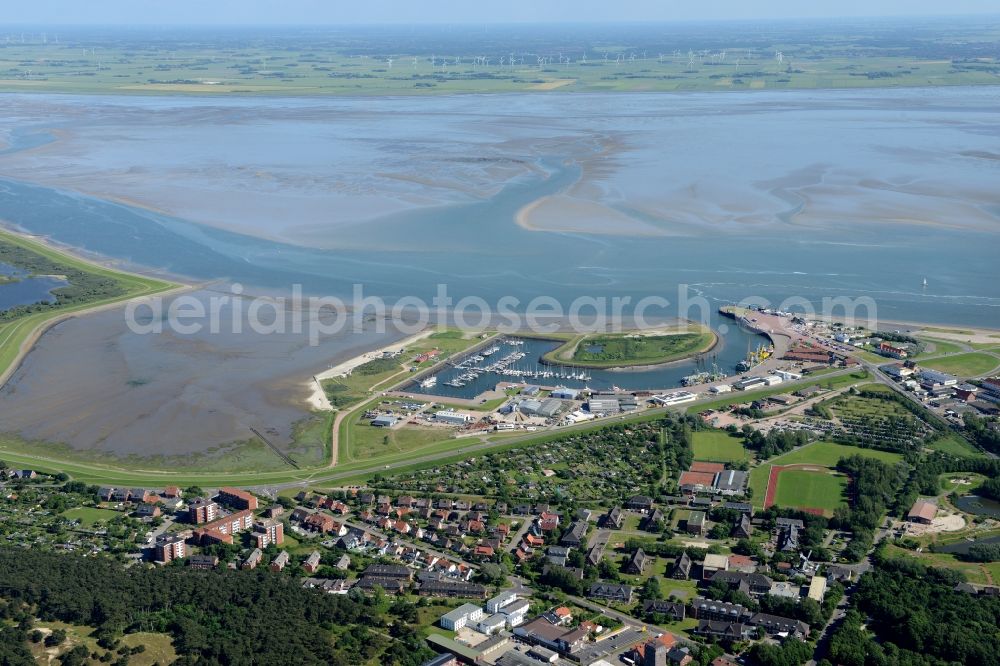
(539, 325), (717, 369)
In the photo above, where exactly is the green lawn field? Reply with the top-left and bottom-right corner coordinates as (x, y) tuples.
(691, 430), (748, 463)
(927, 434), (983, 457)
(60, 507), (122, 526)
(765, 441), (903, 467)
(920, 352), (1000, 378)
(772, 470), (848, 513)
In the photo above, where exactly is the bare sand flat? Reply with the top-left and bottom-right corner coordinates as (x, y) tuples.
(517, 195), (673, 236)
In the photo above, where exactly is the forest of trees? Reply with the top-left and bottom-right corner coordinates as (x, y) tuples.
(826, 556), (1000, 666)
(740, 427), (811, 460)
(832, 456), (909, 562)
(0, 548), (434, 665)
(963, 412), (1000, 456)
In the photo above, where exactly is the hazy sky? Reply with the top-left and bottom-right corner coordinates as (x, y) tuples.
(4, 0), (999, 25)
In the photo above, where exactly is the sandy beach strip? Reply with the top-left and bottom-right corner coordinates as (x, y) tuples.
(304, 328), (435, 410)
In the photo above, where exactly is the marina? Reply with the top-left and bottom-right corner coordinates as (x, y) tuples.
(406, 326), (764, 400)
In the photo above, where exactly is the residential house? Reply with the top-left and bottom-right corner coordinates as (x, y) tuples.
(686, 511), (706, 535)
(588, 582), (633, 604)
(626, 495), (654, 513)
(560, 520), (588, 547)
(749, 612), (810, 638)
(270, 550), (290, 572)
(695, 620), (753, 641)
(136, 503), (160, 519)
(709, 571), (772, 596)
(603, 506), (624, 530)
(643, 600), (686, 622)
(587, 542), (606, 567)
(671, 551), (692, 580)
(242, 548), (262, 570)
(302, 551), (322, 574)
(188, 554), (218, 570)
(691, 598), (751, 622)
(733, 514), (752, 539)
(624, 548), (649, 575)
(642, 507), (665, 532)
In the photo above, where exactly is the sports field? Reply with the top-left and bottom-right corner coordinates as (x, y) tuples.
(749, 441), (901, 508)
(771, 468), (848, 514)
(920, 352), (1000, 378)
(691, 430), (749, 463)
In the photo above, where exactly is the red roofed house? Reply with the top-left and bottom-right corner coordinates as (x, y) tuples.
(633, 633), (678, 664)
(908, 500), (937, 525)
(524, 533), (545, 548)
(304, 513), (336, 533)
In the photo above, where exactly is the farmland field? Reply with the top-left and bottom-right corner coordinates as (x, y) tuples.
(2, 20), (999, 97)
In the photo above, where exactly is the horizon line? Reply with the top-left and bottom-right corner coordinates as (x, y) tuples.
(1, 13), (999, 29)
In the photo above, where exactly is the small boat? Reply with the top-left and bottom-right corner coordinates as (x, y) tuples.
(419, 377), (437, 389)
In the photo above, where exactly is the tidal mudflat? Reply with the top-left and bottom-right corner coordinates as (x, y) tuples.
(0, 86), (999, 460)
(0, 289), (409, 461)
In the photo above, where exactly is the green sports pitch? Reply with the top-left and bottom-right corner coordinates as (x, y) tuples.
(773, 469), (847, 513)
